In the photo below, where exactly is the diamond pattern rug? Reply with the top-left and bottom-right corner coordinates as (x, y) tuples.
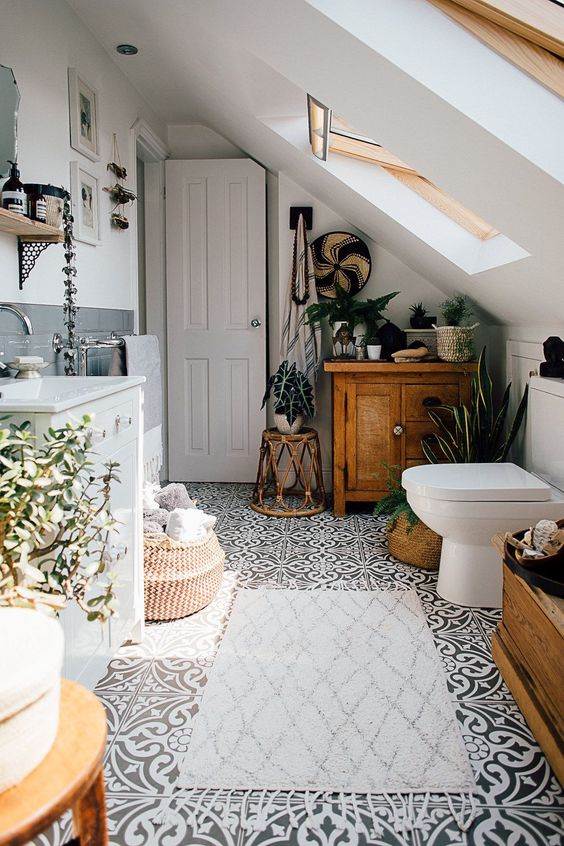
(177, 588), (476, 798)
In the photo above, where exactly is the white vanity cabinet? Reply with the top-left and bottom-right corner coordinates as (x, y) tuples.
(2, 377), (144, 689)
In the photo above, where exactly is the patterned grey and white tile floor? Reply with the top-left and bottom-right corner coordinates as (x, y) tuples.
(34, 483), (563, 846)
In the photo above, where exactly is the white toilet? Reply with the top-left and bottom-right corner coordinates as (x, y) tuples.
(402, 377), (564, 608)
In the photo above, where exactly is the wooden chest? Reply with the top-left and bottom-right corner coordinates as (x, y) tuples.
(323, 360), (476, 516)
(491, 543), (564, 785)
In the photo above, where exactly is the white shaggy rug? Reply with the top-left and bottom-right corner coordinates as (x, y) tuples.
(178, 589), (475, 798)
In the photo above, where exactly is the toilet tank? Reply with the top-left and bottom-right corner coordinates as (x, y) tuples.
(529, 376), (564, 493)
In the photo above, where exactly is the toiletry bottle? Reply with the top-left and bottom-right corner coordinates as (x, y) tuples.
(27, 186), (47, 223)
(1, 161), (26, 215)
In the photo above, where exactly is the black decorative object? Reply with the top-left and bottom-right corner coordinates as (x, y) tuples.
(62, 191), (78, 376)
(289, 207), (312, 230)
(311, 231), (371, 298)
(540, 336), (564, 378)
(376, 321), (406, 360)
(18, 241), (51, 290)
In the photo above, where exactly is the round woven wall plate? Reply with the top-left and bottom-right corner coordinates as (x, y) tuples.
(311, 231), (371, 298)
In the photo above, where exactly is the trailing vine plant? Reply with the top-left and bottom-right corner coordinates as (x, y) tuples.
(62, 190), (78, 376)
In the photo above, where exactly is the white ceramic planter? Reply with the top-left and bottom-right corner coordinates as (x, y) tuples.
(274, 412), (304, 435)
(0, 608), (64, 792)
(366, 344), (382, 361)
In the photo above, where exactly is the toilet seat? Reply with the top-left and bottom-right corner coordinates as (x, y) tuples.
(402, 462), (552, 502)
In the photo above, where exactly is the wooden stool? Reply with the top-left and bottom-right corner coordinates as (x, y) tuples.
(251, 427), (326, 517)
(0, 680), (108, 846)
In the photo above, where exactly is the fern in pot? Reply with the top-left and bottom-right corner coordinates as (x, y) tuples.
(374, 465), (441, 570)
(262, 360), (314, 434)
(436, 294), (478, 362)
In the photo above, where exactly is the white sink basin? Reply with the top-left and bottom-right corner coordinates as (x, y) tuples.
(0, 376), (145, 413)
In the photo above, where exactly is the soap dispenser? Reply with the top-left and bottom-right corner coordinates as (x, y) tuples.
(1, 161), (26, 216)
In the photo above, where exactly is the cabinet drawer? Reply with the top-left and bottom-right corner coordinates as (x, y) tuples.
(88, 396), (136, 449)
(405, 421), (440, 459)
(404, 383), (459, 420)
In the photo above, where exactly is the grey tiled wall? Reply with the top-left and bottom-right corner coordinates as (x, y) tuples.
(0, 303), (134, 376)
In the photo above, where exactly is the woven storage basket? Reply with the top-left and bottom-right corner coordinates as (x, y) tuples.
(144, 529), (225, 621)
(436, 326), (475, 363)
(387, 513), (442, 570)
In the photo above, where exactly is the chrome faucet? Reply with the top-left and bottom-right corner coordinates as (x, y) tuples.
(0, 303), (34, 375)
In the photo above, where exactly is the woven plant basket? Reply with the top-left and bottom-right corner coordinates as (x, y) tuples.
(436, 325), (475, 363)
(143, 529), (225, 622)
(387, 513), (442, 570)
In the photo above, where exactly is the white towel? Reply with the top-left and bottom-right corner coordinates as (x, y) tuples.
(165, 508), (217, 544)
(125, 335), (163, 433)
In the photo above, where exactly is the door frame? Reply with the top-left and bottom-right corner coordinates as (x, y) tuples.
(128, 119), (170, 475)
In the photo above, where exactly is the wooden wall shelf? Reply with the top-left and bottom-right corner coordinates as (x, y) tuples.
(0, 207), (64, 243)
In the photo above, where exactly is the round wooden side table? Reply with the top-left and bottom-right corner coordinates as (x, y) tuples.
(251, 427), (326, 517)
(0, 680), (108, 846)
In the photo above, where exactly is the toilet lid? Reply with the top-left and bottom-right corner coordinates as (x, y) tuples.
(402, 462), (552, 502)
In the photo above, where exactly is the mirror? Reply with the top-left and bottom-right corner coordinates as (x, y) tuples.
(0, 65), (20, 178)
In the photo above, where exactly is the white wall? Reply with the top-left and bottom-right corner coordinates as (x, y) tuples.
(272, 174), (453, 482)
(168, 125), (244, 159)
(0, 0), (166, 310)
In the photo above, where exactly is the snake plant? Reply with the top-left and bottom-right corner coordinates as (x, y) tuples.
(262, 360), (315, 425)
(422, 347), (528, 464)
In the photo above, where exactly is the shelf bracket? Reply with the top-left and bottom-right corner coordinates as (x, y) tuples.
(18, 240), (52, 290)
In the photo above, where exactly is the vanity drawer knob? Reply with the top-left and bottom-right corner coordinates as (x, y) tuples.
(423, 396), (442, 407)
(102, 429), (107, 439)
(393, 424), (404, 436)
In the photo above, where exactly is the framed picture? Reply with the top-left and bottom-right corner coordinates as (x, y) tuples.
(68, 68), (100, 161)
(70, 161), (100, 245)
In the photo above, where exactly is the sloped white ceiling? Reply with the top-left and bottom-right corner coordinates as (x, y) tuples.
(66, 0), (564, 325)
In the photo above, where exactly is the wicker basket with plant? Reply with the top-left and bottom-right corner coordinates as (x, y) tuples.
(435, 294), (478, 363)
(374, 465), (442, 570)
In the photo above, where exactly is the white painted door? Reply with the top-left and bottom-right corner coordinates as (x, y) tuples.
(166, 159), (266, 482)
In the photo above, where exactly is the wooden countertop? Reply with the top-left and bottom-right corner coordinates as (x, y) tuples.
(323, 359), (478, 373)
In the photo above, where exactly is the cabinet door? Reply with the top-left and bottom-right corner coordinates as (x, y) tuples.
(345, 383), (401, 492)
(105, 438), (139, 650)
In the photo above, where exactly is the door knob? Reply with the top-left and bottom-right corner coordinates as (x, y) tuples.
(250, 318), (262, 328)
(393, 424), (404, 436)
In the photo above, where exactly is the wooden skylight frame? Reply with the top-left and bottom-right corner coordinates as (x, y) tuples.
(429, 0), (564, 98)
(307, 102), (500, 240)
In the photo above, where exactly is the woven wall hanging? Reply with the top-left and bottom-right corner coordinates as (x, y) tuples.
(311, 231), (371, 298)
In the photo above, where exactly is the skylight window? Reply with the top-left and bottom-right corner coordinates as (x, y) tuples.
(307, 94), (500, 241)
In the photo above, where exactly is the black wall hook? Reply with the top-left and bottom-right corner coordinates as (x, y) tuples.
(289, 206), (313, 230)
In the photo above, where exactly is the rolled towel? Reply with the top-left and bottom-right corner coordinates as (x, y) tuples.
(165, 508), (217, 544)
(143, 508), (169, 528)
(156, 483), (196, 512)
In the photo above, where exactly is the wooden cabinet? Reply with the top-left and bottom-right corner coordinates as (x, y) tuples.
(491, 536), (564, 785)
(324, 361), (476, 516)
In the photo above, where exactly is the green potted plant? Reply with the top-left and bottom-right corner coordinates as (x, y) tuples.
(409, 302), (434, 329)
(422, 347), (529, 463)
(436, 294), (478, 362)
(305, 284), (360, 358)
(0, 416), (121, 619)
(355, 292), (399, 359)
(373, 465), (441, 569)
(262, 360), (315, 434)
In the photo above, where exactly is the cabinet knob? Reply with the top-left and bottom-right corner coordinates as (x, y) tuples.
(393, 424), (404, 436)
(115, 414), (121, 429)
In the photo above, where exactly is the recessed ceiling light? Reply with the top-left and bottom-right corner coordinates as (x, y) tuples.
(116, 44), (138, 55)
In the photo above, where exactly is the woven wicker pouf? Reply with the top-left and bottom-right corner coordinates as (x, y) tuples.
(143, 529), (225, 622)
(387, 513), (442, 570)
